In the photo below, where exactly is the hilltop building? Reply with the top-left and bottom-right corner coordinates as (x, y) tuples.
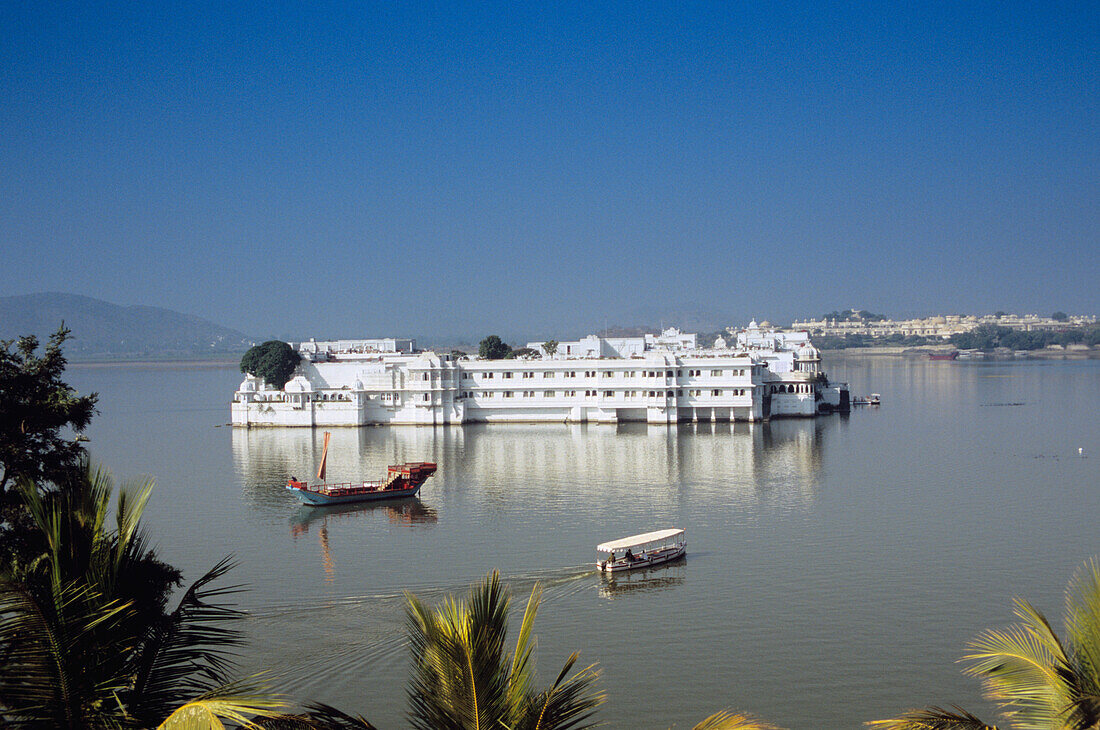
(231, 327), (847, 427)
(786, 313), (1097, 339)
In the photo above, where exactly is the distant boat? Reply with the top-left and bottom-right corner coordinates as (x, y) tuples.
(286, 432), (437, 506)
(596, 529), (686, 573)
(928, 350), (959, 360)
(852, 393), (881, 406)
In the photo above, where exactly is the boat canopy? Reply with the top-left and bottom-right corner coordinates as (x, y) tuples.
(597, 529), (685, 553)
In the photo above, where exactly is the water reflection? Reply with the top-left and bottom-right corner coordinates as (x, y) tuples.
(598, 560), (687, 599)
(289, 498), (438, 535)
(231, 418), (832, 514)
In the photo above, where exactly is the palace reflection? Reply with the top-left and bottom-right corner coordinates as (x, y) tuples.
(231, 418), (832, 513)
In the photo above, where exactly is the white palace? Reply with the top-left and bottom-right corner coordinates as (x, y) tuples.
(231, 325), (850, 427)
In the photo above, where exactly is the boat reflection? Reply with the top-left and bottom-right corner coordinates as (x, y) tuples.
(290, 497), (438, 537)
(232, 416), (831, 513)
(598, 558), (687, 599)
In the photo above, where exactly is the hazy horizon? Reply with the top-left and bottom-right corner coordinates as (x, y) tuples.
(3, 3), (1097, 338)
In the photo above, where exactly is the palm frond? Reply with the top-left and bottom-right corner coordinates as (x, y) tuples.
(255, 702), (378, 729)
(522, 652), (604, 730)
(1064, 557), (1100, 727)
(962, 598), (1070, 727)
(155, 679), (288, 729)
(507, 582), (541, 719)
(0, 577), (135, 727)
(864, 705), (997, 729)
(127, 556), (248, 726)
(692, 709), (784, 729)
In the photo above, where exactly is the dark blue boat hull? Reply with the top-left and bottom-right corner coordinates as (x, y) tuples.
(287, 484), (422, 506)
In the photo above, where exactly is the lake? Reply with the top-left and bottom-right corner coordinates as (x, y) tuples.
(67, 356), (1100, 728)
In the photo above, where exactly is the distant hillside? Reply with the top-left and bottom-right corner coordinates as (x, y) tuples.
(0, 293), (253, 360)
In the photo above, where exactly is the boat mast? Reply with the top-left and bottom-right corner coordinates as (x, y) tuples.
(317, 431), (331, 481)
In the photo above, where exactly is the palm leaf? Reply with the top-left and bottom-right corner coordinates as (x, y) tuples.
(962, 597), (1071, 728)
(0, 577), (135, 728)
(508, 583), (542, 719)
(255, 702), (378, 729)
(156, 679), (288, 729)
(521, 652), (604, 730)
(127, 556), (248, 726)
(864, 705), (997, 729)
(692, 710), (785, 729)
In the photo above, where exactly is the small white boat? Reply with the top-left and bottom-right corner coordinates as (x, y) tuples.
(596, 529), (686, 573)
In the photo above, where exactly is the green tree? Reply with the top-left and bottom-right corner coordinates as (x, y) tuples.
(868, 559), (1100, 729)
(405, 571), (604, 730)
(1052, 311), (1069, 322)
(542, 340), (559, 357)
(0, 324), (97, 493)
(478, 335), (512, 360)
(240, 341), (301, 389)
(0, 460), (286, 728)
(0, 325), (99, 576)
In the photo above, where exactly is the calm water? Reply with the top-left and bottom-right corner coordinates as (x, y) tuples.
(68, 357), (1100, 729)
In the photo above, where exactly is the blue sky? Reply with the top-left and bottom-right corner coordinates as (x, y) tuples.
(2, 2), (1097, 341)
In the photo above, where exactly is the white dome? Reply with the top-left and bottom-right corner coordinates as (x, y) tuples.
(239, 378), (257, 392)
(283, 375), (314, 392)
(796, 344), (821, 360)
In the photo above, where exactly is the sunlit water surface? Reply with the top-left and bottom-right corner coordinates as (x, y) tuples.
(68, 357), (1100, 728)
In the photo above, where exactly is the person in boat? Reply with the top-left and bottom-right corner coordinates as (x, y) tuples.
(625, 549), (634, 561)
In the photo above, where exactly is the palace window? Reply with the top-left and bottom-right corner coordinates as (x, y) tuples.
(711, 370), (723, 377)
(544, 371), (555, 378)
(604, 390), (614, 397)
(603, 371), (613, 377)
(712, 389), (722, 396)
(544, 391), (555, 397)
(503, 372), (513, 379)
(504, 391), (514, 398)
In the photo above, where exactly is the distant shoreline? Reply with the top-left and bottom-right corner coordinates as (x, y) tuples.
(69, 357), (240, 369)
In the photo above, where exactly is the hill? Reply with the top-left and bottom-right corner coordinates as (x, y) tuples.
(0, 293), (253, 360)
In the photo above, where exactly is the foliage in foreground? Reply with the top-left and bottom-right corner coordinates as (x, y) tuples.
(0, 460), (284, 728)
(868, 559), (1100, 730)
(0, 324), (99, 573)
(406, 570), (604, 730)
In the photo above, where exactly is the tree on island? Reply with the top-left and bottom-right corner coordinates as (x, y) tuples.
(1052, 311), (1069, 322)
(511, 347), (539, 359)
(240, 340), (301, 389)
(479, 335), (513, 360)
(542, 339), (559, 357)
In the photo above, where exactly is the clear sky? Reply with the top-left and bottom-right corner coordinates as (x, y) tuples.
(2, 2), (1097, 341)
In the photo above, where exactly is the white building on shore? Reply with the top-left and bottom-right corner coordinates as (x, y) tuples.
(231, 328), (848, 428)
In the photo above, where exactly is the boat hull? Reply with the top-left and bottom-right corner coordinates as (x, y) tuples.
(597, 543), (686, 573)
(287, 484), (423, 506)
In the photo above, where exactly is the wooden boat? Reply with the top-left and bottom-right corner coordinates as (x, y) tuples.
(928, 350), (959, 360)
(596, 529), (686, 573)
(286, 432), (437, 506)
(852, 393), (881, 406)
